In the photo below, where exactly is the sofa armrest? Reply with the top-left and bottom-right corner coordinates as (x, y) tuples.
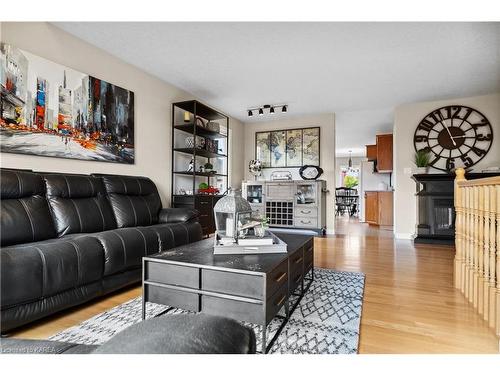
(158, 208), (199, 224)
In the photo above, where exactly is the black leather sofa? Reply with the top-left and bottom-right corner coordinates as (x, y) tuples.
(0, 168), (202, 333)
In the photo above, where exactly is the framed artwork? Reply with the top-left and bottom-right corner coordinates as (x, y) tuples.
(303, 127), (320, 165)
(0, 42), (135, 163)
(286, 129), (302, 166)
(255, 126), (320, 168)
(255, 131), (271, 167)
(270, 130), (286, 167)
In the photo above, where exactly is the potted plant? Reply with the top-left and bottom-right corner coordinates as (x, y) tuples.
(254, 217), (269, 238)
(204, 162), (213, 173)
(414, 150), (431, 173)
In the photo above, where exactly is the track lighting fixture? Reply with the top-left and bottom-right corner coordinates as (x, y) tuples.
(246, 104), (288, 117)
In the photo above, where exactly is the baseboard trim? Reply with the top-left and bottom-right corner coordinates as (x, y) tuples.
(395, 233), (414, 240)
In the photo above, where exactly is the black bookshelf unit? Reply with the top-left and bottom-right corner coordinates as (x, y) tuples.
(171, 100), (229, 236)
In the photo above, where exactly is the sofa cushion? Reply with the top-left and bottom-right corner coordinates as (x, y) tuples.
(148, 221), (203, 251)
(96, 174), (161, 228)
(44, 174), (117, 236)
(1, 235), (104, 308)
(91, 227), (160, 276)
(0, 169), (56, 246)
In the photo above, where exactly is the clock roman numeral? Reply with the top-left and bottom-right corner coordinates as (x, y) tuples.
(471, 146), (486, 157)
(418, 119), (435, 132)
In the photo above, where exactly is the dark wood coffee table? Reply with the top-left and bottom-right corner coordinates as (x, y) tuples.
(142, 232), (314, 353)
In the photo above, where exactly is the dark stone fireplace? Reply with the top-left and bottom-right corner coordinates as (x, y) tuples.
(412, 172), (500, 244)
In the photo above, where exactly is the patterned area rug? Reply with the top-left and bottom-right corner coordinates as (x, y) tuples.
(49, 268), (365, 354)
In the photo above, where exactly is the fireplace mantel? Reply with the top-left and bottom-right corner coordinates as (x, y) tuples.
(412, 172), (500, 244)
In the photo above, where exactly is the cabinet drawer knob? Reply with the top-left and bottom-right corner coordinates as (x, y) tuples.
(275, 272), (287, 283)
(300, 210), (311, 214)
(300, 220), (311, 224)
(275, 294), (286, 307)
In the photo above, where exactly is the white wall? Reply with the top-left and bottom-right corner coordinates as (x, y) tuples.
(0, 22), (245, 206)
(243, 113), (336, 233)
(394, 93), (500, 239)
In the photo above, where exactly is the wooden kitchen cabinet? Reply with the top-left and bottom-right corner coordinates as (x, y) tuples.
(375, 134), (393, 172)
(366, 144), (377, 161)
(364, 191), (393, 229)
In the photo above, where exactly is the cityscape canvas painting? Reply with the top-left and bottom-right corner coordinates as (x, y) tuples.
(0, 43), (134, 163)
(255, 127), (320, 167)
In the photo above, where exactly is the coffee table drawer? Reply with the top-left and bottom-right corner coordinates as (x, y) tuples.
(145, 261), (199, 288)
(267, 259), (288, 297)
(145, 284), (199, 312)
(201, 283), (288, 326)
(202, 269), (264, 299)
(290, 264), (304, 294)
(202, 295), (262, 325)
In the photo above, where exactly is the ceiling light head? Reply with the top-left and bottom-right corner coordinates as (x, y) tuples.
(258, 108), (264, 116)
(248, 110), (253, 117)
(282, 105), (287, 113)
(270, 106), (275, 114)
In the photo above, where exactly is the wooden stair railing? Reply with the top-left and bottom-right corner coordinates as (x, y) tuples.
(454, 168), (500, 339)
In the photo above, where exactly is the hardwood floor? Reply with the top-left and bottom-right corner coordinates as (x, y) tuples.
(8, 216), (499, 353)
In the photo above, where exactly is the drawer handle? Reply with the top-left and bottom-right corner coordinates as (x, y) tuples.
(300, 210), (311, 214)
(305, 246), (313, 253)
(294, 256), (303, 265)
(199, 202), (209, 205)
(275, 294), (286, 307)
(306, 261), (313, 269)
(275, 272), (287, 283)
(300, 220), (311, 224)
(294, 275), (302, 283)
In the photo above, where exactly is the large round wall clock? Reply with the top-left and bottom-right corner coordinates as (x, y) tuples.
(413, 105), (493, 172)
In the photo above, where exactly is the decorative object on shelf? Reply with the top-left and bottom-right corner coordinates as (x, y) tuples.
(198, 184), (220, 195)
(248, 159), (262, 180)
(205, 139), (219, 153)
(183, 111), (191, 123)
(195, 116), (206, 128)
(299, 165), (324, 180)
(348, 150), (353, 168)
(414, 149), (431, 174)
(413, 105), (493, 172)
(206, 121), (220, 133)
(185, 135), (205, 149)
(0, 42), (135, 164)
(270, 171), (293, 181)
(213, 188), (253, 244)
(204, 162), (213, 173)
(256, 127), (320, 168)
(247, 104), (288, 117)
(187, 158), (194, 172)
(198, 165), (205, 173)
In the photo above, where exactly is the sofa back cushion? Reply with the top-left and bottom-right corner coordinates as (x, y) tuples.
(44, 174), (117, 236)
(0, 169), (56, 246)
(97, 174), (161, 228)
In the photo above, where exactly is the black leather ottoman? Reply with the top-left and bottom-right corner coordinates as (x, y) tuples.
(0, 314), (256, 354)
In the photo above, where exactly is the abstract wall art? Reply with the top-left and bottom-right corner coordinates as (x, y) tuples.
(0, 42), (135, 163)
(255, 127), (320, 168)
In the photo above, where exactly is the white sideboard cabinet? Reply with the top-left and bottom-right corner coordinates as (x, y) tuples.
(242, 180), (327, 234)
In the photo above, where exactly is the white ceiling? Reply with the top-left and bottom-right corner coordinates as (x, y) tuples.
(53, 22), (500, 156)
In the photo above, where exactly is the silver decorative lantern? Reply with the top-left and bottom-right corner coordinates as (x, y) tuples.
(213, 188), (253, 243)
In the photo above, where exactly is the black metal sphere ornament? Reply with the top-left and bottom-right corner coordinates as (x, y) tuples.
(299, 165), (323, 180)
